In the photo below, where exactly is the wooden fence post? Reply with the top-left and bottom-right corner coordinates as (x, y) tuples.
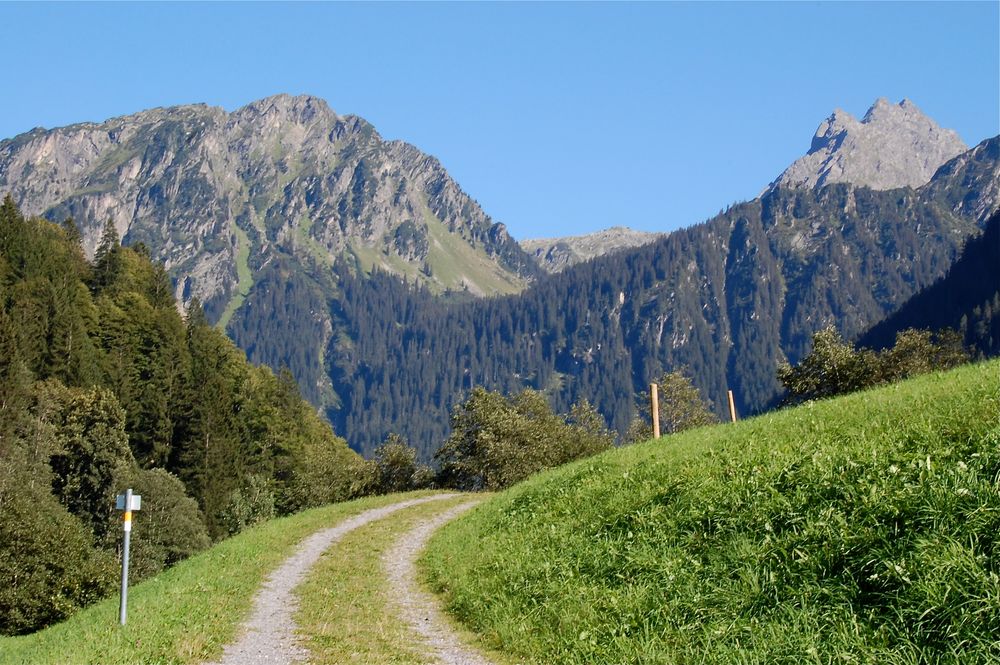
(727, 389), (737, 423)
(651, 383), (660, 439)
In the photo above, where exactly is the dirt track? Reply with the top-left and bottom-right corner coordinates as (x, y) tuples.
(382, 499), (489, 665)
(205, 493), (469, 665)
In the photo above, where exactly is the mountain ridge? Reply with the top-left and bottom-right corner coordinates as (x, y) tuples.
(768, 97), (968, 194)
(0, 94), (538, 324)
(521, 226), (666, 273)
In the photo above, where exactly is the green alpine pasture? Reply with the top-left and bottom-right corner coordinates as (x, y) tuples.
(423, 360), (1000, 664)
(0, 492), (437, 665)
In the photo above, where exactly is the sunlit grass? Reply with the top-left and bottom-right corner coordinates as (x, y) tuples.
(0, 491), (437, 665)
(424, 360), (1000, 664)
(296, 493), (516, 664)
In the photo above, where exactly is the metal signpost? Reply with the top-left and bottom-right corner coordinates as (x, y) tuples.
(115, 489), (141, 626)
(650, 383), (660, 439)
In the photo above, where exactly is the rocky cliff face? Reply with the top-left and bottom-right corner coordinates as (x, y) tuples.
(521, 226), (665, 273)
(768, 98), (967, 193)
(0, 94), (538, 323)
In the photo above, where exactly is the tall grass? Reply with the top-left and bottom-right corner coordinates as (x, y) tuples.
(0, 491), (437, 665)
(423, 361), (1000, 664)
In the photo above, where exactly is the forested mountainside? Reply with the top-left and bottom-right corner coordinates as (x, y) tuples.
(3, 96), (996, 461)
(0, 197), (361, 549)
(229, 138), (997, 459)
(0, 94), (538, 327)
(858, 210), (1000, 358)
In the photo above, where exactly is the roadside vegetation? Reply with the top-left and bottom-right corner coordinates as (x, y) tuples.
(778, 325), (969, 404)
(424, 360), (1000, 663)
(0, 492), (437, 665)
(0, 198), (365, 635)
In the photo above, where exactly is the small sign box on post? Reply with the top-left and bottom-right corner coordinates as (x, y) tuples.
(115, 492), (142, 512)
(115, 489), (141, 626)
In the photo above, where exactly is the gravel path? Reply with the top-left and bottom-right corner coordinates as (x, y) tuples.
(206, 493), (462, 665)
(383, 499), (493, 665)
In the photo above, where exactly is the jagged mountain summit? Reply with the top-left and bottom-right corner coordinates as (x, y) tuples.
(0, 94), (538, 324)
(521, 226), (666, 273)
(768, 98), (967, 193)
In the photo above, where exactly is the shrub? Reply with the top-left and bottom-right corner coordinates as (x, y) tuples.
(364, 434), (435, 495)
(0, 454), (115, 635)
(220, 474), (276, 536)
(435, 388), (613, 491)
(103, 467), (210, 581)
(628, 370), (718, 441)
(779, 326), (971, 404)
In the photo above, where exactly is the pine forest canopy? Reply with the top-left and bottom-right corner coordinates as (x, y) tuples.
(241, 138), (995, 460)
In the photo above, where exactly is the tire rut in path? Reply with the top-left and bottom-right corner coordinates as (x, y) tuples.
(383, 499), (493, 665)
(205, 493), (462, 665)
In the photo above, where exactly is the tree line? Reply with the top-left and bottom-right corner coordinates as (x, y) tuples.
(0, 197), (364, 634)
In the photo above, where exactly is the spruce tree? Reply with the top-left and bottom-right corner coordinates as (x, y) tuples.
(91, 218), (122, 293)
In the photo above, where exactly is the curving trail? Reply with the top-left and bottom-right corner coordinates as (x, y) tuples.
(205, 494), (462, 665)
(382, 499), (491, 665)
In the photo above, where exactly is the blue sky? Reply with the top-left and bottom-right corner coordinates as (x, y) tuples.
(2, 2), (997, 240)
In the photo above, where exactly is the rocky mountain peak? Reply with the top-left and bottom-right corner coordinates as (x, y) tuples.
(771, 98), (967, 193)
(235, 93), (337, 126)
(521, 226), (666, 273)
(0, 94), (539, 322)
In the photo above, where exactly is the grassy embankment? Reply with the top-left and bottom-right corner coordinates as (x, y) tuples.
(424, 360), (1000, 663)
(296, 493), (515, 665)
(0, 491), (441, 665)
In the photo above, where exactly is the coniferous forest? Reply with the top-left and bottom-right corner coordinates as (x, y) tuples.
(859, 210), (1000, 356)
(230, 152), (996, 460)
(0, 197), (363, 634)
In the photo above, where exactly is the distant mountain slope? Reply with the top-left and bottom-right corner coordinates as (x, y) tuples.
(317, 137), (997, 458)
(0, 94), (539, 325)
(521, 226), (665, 273)
(858, 209), (1000, 358)
(3, 97), (995, 460)
(768, 98), (967, 193)
(921, 134), (1000, 226)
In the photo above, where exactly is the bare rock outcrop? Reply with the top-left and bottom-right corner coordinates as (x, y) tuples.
(769, 98), (967, 193)
(0, 94), (538, 317)
(522, 226), (665, 273)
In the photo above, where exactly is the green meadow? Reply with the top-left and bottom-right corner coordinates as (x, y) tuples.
(423, 360), (1000, 664)
(0, 492), (438, 665)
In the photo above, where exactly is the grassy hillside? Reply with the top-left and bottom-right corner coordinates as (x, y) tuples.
(0, 492), (437, 665)
(423, 361), (1000, 663)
